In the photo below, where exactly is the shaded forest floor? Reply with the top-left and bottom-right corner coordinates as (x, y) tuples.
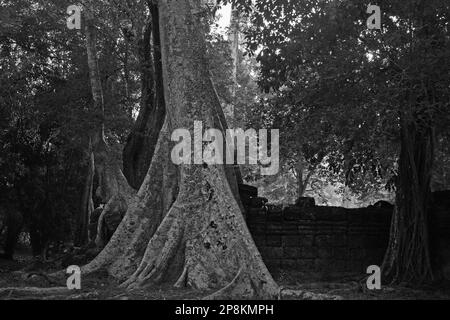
(1, 254), (450, 300)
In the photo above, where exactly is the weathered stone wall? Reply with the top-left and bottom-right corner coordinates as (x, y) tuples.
(246, 205), (391, 279)
(247, 202), (450, 280)
(430, 203), (450, 279)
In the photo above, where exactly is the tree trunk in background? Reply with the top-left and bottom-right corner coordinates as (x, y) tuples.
(294, 158), (314, 198)
(84, 10), (135, 248)
(122, 2), (166, 190)
(382, 1), (440, 285)
(123, 38), (130, 101)
(294, 161), (306, 197)
(2, 206), (23, 259)
(382, 118), (434, 284)
(296, 167), (304, 197)
(228, 5), (240, 126)
(82, 0), (278, 299)
(75, 145), (94, 246)
(341, 186), (352, 208)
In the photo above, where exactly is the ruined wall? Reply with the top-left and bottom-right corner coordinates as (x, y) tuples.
(430, 202), (450, 279)
(247, 203), (450, 280)
(246, 205), (391, 279)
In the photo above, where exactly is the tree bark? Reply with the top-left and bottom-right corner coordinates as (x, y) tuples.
(84, 10), (136, 248)
(82, 119), (175, 278)
(122, 2), (166, 190)
(382, 118), (434, 284)
(293, 158), (314, 198)
(228, 5), (240, 126)
(75, 144), (94, 246)
(82, 0), (278, 299)
(381, 1), (440, 285)
(2, 206), (23, 259)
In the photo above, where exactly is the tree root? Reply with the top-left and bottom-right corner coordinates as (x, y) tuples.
(116, 167), (280, 299)
(120, 205), (184, 289)
(279, 288), (343, 300)
(80, 120), (175, 279)
(0, 287), (70, 297)
(203, 267), (245, 300)
(24, 272), (62, 286)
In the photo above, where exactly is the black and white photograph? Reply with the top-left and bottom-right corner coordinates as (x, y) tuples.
(0, 0), (450, 313)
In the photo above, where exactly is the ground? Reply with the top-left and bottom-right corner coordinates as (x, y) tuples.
(1, 253), (450, 300)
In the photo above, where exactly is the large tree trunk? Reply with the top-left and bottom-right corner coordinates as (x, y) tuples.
(382, 118), (434, 284)
(82, 0), (278, 299)
(381, 1), (440, 285)
(122, 3), (166, 190)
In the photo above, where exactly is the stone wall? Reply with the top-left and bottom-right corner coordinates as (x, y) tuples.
(430, 201), (450, 279)
(246, 205), (391, 279)
(246, 200), (450, 280)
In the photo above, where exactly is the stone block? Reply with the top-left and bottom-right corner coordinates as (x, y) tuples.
(266, 223), (284, 235)
(282, 235), (301, 247)
(266, 235), (281, 247)
(318, 248), (333, 259)
(332, 247), (348, 260)
(300, 246), (316, 259)
(316, 234), (345, 246)
(262, 247), (283, 259)
(283, 247), (302, 259)
(298, 235), (314, 247)
(252, 235), (266, 246)
(264, 259), (281, 272)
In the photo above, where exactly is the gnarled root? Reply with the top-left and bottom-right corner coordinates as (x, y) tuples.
(119, 163), (279, 299)
(80, 120), (176, 280)
(279, 288), (342, 300)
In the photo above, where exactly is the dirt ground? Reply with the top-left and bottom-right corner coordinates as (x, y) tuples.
(1, 254), (450, 300)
